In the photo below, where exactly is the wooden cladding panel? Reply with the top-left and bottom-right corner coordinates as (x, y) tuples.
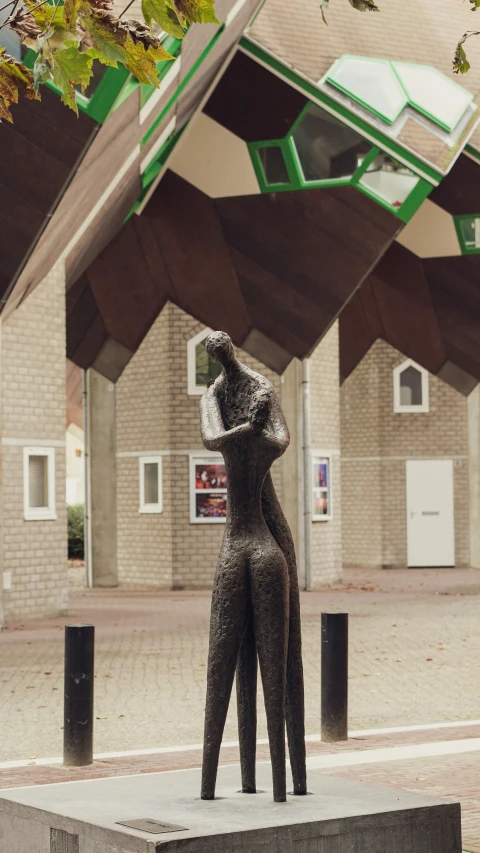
(0, 87), (96, 307)
(204, 50), (308, 141)
(339, 291), (376, 382)
(5, 90), (141, 315)
(369, 243), (446, 375)
(429, 154), (480, 216)
(175, 0), (261, 131)
(86, 219), (167, 352)
(69, 174), (399, 376)
(65, 163), (142, 286)
(340, 242), (480, 390)
(144, 172), (251, 342)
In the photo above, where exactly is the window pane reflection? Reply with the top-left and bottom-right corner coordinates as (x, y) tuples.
(359, 153), (419, 208)
(29, 456), (48, 508)
(258, 146), (290, 185)
(459, 217), (480, 249)
(144, 463), (159, 505)
(195, 340), (222, 388)
(292, 104), (370, 182)
(400, 366), (422, 406)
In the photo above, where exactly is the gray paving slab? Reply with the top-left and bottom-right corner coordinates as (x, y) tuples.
(0, 764), (462, 852)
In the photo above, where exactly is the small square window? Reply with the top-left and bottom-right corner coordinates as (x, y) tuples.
(457, 216), (480, 252)
(257, 145), (290, 185)
(291, 104), (370, 183)
(23, 447), (56, 521)
(188, 328), (222, 395)
(139, 456), (163, 513)
(393, 359), (429, 413)
(190, 456), (227, 523)
(358, 152), (419, 208)
(312, 455), (332, 521)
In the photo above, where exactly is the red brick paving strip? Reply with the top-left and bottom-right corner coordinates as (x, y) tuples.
(0, 725), (479, 849)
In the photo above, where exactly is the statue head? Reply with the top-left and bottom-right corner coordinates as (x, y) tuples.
(205, 331), (236, 368)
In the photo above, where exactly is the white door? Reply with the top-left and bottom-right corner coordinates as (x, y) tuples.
(406, 459), (455, 567)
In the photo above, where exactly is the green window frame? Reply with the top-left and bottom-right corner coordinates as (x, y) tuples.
(248, 102), (433, 223)
(454, 215), (480, 254)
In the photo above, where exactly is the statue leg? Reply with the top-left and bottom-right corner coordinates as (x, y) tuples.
(236, 612), (257, 793)
(201, 548), (248, 800)
(286, 577), (307, 794)
(261, 474), (307, 795)
(250, 542), (289, 803)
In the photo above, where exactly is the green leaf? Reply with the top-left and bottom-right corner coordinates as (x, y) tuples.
(469, 0), (480, 9)
(320, 0), (328, 25)
(63, 0), (81, 28)
(82, 13), (128, 65)
(0, 48), (40, 122)
(25, 0), (67, 30)
(50, 45), (93, 112)
(453, 31), (480, 73)
(141, 0), (185, 37)
(32, 53), (51, 90)
(123, 39), (162, 84)
(174, 0), (219, 24)
(347, 0), (379, 10)
(453, 44), (470, 74)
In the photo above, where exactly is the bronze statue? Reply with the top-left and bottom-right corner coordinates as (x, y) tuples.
(200, 332), (307, 803)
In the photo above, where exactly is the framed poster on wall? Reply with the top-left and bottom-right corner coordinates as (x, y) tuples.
(190, 456), (227, 523)
(312, 455), (331, 521)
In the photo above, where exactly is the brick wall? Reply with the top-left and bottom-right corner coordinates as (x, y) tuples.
(341, 340), (469, 568)
(0, 262), (68, 624)
(309, 322), (342, 586)
(116, 303), (284, 589)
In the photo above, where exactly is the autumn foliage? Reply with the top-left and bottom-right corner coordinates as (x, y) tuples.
(0, 0), (218, 120)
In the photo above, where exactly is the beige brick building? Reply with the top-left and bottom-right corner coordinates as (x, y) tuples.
(112, 303), (342, 589)
(341, 340), (470, 569)
(0, 263), (68, 627)
(0, 266), (474, 628)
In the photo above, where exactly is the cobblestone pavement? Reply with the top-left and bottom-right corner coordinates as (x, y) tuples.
(1, 567), (480, 763)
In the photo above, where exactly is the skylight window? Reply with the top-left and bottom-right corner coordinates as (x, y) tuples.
(325, 55), (474, 134)
(392, 62), (473, 133)
(326, 57), (407, 125)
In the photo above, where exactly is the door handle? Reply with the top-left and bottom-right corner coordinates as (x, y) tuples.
(421, 511), (440, 516)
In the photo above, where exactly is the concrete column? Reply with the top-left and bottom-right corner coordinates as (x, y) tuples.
(468, 385), (480, 568)
(86, 369), (118, 587)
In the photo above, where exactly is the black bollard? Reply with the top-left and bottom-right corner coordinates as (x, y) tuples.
(64, 624), (95, 766)
(321, 613), (348, 742)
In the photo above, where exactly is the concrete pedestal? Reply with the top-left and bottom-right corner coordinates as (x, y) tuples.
(0, 764), (461, 852)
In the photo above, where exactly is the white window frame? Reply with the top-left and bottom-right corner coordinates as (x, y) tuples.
(312, 452), (332, 522)
(189, 453), (227, 524)
(393, 358), (429, 413)
(139, 456), (163, 514)
(23, 446), (56, 521)
(187, 327), (214, 396)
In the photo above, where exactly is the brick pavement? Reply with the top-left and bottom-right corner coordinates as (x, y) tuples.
(2, 567), (480, 762)
(2, 568), (480, 848)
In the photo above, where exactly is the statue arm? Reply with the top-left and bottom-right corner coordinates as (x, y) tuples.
(267, 396), (290, 454)
(200, 386), (227, 451)
(200, 385), (250, 451)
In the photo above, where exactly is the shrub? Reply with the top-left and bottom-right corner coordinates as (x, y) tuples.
(68, 504), (85, 559)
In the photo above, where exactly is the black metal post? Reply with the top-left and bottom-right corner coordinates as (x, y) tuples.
(321, 613), (348, 742)
(64, 624), (95, 766)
